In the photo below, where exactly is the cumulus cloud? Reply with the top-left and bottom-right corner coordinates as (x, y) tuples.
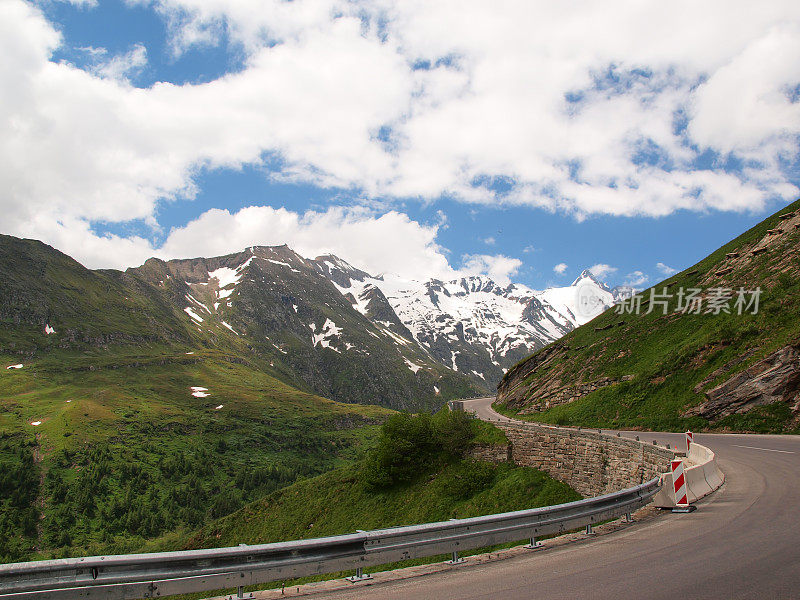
(624, 270), (649, 287)
(24, 204), (455, 281)
(656, 262), (678, 275)
(158, 206), (455, 280)
(93, 44), (148, 81)
(0, 1), (411, 240)
(461, 254), (523, 286)
(553, 262), (568, 275)
(1, 0), (799, 273)
(588, 263), (617, 279)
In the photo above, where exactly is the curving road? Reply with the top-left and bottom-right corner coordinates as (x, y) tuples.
(302, 397), (800, 600)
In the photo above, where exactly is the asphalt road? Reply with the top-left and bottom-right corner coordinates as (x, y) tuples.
(305, 398), (800, 600)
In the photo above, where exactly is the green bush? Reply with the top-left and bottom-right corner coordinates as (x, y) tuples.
(361, 410), (483, 490)
(432, 409), (475, 457)
(362, 412), (438, 489)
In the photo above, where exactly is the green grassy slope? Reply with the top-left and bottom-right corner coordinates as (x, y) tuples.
(2, 235), (486, 563)
(151, 413), (578, 553)
(166, 460), (579, 552)
(496, 199), (800, 433)
(0, 236), (193, 352)
(0, 348), (391, 563)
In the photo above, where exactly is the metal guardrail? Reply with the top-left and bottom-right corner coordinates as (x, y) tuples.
(0, 478), (660, 600)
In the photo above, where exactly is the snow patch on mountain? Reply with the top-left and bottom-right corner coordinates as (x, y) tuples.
(310, 319), (343, 352)
(186, 293), (212, 314)
(184, 307), (204, 322)
(404, 358), (423, 373)
(207, 257), (255, 304)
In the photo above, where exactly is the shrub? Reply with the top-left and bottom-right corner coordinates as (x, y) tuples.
(432, 409), (475, 458)
(362, 410), (479, 489)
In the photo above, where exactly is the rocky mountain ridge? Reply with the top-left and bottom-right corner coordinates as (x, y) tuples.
(312, 258), (626, 387)
(1, 235), (624, 408)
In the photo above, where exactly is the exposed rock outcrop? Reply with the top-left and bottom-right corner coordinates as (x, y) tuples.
(517, 376), (635, 414)
(684, 344), (800, 421)
(496, 342), (634, 413)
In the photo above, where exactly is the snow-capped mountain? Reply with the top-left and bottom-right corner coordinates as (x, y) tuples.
(131, 245), (480, 410)
(310, 258), (621, 387)
(135, 246), (624, 395)
(133, 246), (622, 393)
(1, 235), (626, 410)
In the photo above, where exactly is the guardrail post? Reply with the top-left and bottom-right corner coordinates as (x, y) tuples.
(345, 567), (373, 582)
(447, 550), (464, 564)
(228, 585), (254, 600)
(624, 512), (633, 523)
(524, 536), (543, 550)
(584, 523), (596, 536)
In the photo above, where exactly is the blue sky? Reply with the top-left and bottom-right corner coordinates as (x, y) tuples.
(2, 0), (798, 289)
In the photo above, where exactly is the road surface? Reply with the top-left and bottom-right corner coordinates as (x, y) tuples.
(303, 398), (800, 600)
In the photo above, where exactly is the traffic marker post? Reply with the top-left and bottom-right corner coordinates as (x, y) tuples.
(671, 458), (696, 513)
(686, 430), (694, 453)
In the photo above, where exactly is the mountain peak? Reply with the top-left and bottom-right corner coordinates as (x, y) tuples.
(309, 253), (374, 288)
(314, 253), (360, 273)
(571, 269), (607, 288)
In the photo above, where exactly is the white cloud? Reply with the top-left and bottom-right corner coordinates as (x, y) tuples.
(22, 204), (455, 282)
(523, 245), (537, 254)
(553, 262), (568, 275)
(0, 1), (411, 242)
(656, 262), (678, 275)
(158, 206), (455, 280)
(588, 263), (617, 279)
(689, 26), (800, 155)
(1, 0), (800, 273)
(94, 44), (148, 81)
(483, 236), (496, 246)
(624, 270), (649, 287)
(461, 254), (522, 286)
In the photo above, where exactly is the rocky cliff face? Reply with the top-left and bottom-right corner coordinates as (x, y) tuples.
(496, 339), (635, 413)
(685, 344), (800, 423)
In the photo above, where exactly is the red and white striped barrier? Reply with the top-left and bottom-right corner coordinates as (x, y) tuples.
(685, 430), (693, 452)
(671, 459), (688, 507)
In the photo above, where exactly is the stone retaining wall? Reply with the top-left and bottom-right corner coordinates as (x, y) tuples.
(472, 421), (674, 497)
(469, 443), (513, 463)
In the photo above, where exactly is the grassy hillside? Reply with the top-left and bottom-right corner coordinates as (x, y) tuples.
(169, 461), (578, 552)
(0, 236), (482, 411)
(0, 348), (391, 563)
(496, 199), (800, 433)
(0, 235), (482, 563)
(152, 412), (579, 553)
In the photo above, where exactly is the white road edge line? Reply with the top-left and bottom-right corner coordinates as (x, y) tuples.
(732, 444), (795, 454)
